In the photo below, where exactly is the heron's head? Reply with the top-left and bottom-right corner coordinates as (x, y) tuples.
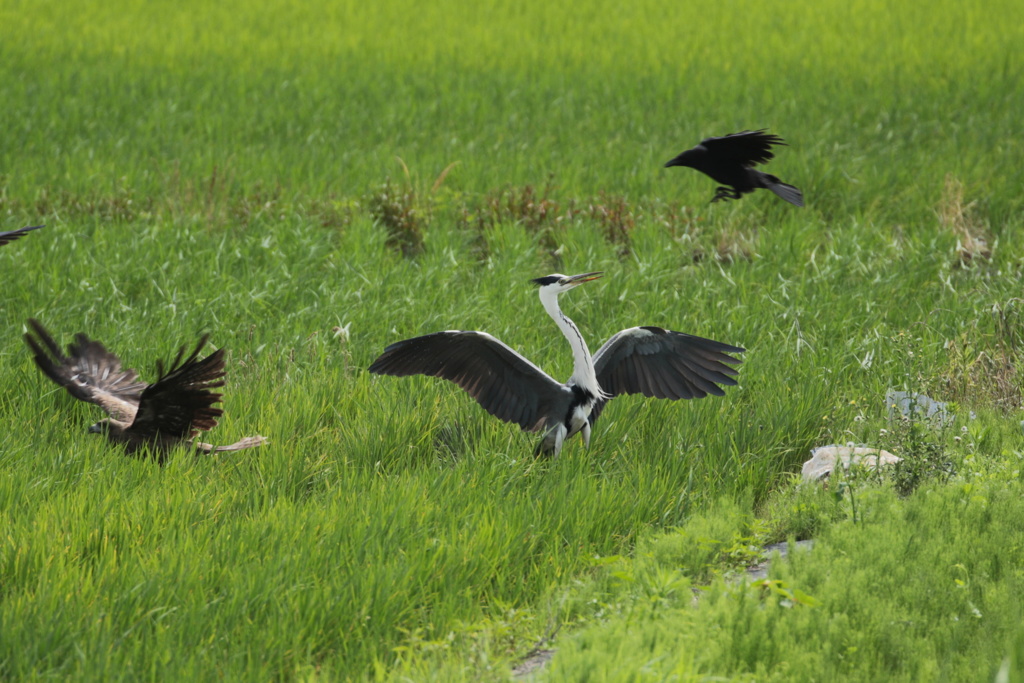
(531, 272), (603, 295)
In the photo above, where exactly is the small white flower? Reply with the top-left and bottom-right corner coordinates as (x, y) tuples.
(333, 322), (352, 342)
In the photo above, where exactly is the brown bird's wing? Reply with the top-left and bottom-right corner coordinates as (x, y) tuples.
(699, 130), (787, 167)
(126, 337), (225, 442)
(0, 225), (43, 246)
(24, 318), (146, 422)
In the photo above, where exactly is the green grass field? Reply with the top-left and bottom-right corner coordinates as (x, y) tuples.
(2, 0), (1024, 679)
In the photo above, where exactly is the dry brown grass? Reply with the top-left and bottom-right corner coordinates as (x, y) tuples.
(366, 177), (425, 257)
(583, 192), (635, 259)
(713, 227), (758, 263)
(11, 173), (765, 266)
(940, 299), (1024, 412)
(938, 174), (991, 266)
(942, 337), (1019, 411)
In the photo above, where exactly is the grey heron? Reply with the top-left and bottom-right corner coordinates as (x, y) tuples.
(665, 130), (804, 206)
(368, 272), (744, 456)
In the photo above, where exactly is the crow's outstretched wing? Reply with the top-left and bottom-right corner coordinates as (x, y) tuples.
(699, 129), (787, 167)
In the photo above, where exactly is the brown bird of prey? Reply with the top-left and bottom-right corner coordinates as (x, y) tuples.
(0, 225), (44, 246)
(664, 130), (804, 206)
(24, 319), (266, 462)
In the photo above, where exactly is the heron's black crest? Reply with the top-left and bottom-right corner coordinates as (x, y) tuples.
(531, 275), (561, 287)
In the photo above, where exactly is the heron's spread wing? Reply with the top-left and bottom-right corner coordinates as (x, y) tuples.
(0, 225), (43, 247)
(368, 330), (571, 432)
(25, 318), (146, 422)
(699, 130), (786, 167)
(127, 337), (225, 441)
(589, 326), (744, 425)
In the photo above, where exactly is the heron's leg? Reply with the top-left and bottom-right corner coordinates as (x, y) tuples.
(549, 424), (567, 458)
(581, 422), (592, 448)
(535, 424), (567, 457)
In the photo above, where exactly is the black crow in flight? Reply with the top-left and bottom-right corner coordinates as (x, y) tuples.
(665, 130), (803, 207)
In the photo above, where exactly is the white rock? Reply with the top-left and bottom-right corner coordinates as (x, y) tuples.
(802, 445), (902, 482)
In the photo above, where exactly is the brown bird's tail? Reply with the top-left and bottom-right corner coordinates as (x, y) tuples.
(194, 435), (268, 452)
(757, 171), (804, 207)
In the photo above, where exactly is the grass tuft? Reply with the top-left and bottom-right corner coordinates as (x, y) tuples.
(938, 174), (992, 267)
(366, 177), (426, 257)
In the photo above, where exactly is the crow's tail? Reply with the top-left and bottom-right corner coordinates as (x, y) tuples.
(757, 172), (804, 207)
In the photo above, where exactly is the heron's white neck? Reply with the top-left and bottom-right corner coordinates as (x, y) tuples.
(539, 287), (604, 398)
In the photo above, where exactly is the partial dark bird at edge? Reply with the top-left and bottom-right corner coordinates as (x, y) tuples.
(0, 225), (44, 247)
(665, 129), (804, 207)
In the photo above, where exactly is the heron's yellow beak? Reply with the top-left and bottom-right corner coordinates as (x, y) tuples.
(567, 271), (603, 285)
